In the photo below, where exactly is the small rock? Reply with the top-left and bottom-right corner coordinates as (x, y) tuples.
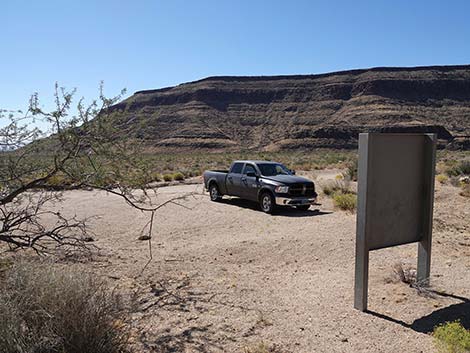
(138, 235), (151, 241)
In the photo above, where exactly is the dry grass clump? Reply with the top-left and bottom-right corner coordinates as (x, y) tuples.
(343, 160), (358, 181)
(437, 174), (449, 184)
(460, 184), (470, 198)
(332, 193), (357, 211)
(322, 179), (357, 211)
(322, 179), (353, 196)
(390, 262), (436, 297)
(0, 261), (129, 353)
(433, 321), (470, 353)
(450, 176), (462, 187)
(392, 262), (416, 284)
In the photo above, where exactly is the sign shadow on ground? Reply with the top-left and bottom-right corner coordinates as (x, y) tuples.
(366, 291), (470, 333)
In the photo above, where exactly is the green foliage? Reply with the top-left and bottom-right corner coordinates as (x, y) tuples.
(333, 193), (357, 211)
(433, 321), (470, 353)
(133, 150), (357, 177)
(172, 172), (185, 181)
(445, 160), (470, 177)
(325, 178), (357, 211)
(0, 262), (129, 353)
(163, 173), (173, 182)
(44, 172), (75, 189)
(151, 172), (162, 182)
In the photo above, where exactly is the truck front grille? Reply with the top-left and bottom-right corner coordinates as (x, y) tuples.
(289, 183), (316, 197)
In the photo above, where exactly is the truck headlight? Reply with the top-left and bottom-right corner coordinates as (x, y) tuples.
(275, 185), (289, 193)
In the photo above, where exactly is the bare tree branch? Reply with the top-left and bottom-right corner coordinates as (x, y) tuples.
(0, 83), (191, 260)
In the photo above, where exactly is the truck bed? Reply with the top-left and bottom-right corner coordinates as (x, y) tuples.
(203, 170), (230, 194)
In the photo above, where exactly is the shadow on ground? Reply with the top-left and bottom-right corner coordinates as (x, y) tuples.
(139, 325), (228, 353)
(367, 291), (470, 334)
(219, 197), (332, 217)
(136, 277), (245, 352)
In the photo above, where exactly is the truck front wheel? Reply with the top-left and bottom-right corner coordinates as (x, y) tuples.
(259, 192), (275, 214)
(209, 183), (222, 201)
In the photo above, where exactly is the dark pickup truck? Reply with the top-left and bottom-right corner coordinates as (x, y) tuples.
(203, 160), (318, 213)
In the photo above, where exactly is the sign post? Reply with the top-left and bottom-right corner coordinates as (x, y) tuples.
(354, 133), (437, 311)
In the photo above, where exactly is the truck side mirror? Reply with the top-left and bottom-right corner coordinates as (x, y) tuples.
(246, 172), (257, 177)
(291, 170), (296, 175)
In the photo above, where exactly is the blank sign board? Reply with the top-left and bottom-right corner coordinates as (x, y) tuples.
(354, 133), (436, 311)
(363, 134), (434, 250)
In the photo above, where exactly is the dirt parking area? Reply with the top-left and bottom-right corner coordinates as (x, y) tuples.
(22, 171), (470, 352)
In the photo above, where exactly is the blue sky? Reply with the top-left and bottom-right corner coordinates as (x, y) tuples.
(2, 0), (470, 112)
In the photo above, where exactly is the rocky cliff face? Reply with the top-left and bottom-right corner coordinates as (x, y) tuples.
(109, 65), (470, 151)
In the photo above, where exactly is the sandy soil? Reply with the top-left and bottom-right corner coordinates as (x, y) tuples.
(13, 170), (470, 352)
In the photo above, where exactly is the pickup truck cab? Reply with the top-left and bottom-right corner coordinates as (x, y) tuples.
(203, 160), (318, 213)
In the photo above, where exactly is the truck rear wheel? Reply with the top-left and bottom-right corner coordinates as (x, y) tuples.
(260, 192), (275, 214)
(209, 183), (222, 201)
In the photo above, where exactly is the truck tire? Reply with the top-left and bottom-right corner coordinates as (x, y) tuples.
(209, 183), (222, 202)
(296, 205), (310, 211)
(259, 192), (275, 214)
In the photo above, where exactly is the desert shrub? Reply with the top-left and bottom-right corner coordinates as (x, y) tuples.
(322, 179), (354, 196)
(460, 161), (470, 175)
(450, 176), (462, 187)
(322, 183), (335, 196)
(333, 193), (357, 211)
(192, 168), (202, 177)
(163, 173), (173, 182)
(44, 172), (75, 189)
(433, 321), (470, 353)
(392, 262), (416, 284)
(0, 262), (129, 353)
(437, 174), (449, 184)
(343, 160), (358, 181)
(151, 172), (162, 182)
(172, 172), (185, 181)
(322, 181), (335, 196)
(446, 160), (470, 177)
(460, 184), (470, 198)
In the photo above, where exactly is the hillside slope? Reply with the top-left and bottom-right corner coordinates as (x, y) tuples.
(109, 65), (470, 151)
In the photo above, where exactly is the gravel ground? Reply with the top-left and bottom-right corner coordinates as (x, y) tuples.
(14, 170), (470, 352)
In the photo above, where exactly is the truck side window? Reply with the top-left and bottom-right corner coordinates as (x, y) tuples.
(230, 163), (244, 174)
(243, 164), (256, 175)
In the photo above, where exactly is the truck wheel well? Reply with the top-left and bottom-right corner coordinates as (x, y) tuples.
(209, 180), (222, 195)
(258, 188), (274, 201)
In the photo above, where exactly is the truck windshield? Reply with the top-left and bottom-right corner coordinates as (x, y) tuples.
(257, 163), (291, 176)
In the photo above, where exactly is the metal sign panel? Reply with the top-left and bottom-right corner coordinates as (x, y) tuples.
(354, 133), (436, 311)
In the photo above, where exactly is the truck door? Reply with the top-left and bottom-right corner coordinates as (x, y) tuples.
(241, 163), (259, 201)
(226, 162), (244, 196)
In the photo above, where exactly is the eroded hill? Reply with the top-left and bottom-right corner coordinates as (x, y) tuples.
(108, 65), (470, 151)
